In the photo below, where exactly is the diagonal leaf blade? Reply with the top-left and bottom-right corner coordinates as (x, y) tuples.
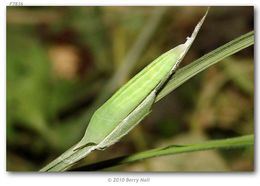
(71, 134), (254, 171)
(156, 31), (254, 101)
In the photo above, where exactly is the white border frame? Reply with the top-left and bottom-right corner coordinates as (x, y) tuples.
(1, 1), (258, 186)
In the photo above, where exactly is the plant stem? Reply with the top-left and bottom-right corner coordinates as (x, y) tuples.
(71, 134), (254, 171)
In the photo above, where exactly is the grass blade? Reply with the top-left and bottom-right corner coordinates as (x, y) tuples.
(156, 31), (254, 101)
(72, 134), (254, 171)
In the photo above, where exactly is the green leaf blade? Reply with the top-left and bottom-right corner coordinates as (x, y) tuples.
(71, 134), (254, 171)
(156, 31), (254, 101)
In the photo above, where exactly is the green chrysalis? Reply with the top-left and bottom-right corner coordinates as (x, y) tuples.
(74, 12), (207, 151)
(40, 10), (208, 172)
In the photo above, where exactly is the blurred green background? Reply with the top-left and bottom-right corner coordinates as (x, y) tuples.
(6, 6), (254, 171)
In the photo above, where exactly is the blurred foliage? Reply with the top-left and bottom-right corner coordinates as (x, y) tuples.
(6, 6), (254, 171)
